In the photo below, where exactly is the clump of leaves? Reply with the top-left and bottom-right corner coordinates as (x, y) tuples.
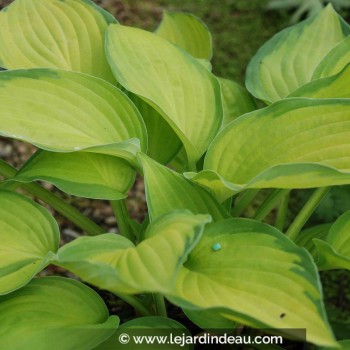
(1, 0), (350, 349)
(267, 0), (350, 23)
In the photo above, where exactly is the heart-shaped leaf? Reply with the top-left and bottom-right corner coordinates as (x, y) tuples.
(0, 190), (59, 294)
(13, 150), (135, 200)
(218, 77), (255, 127)
(56, 211), (210, 294)
(106, 25), (222, 168)
(314, 210), (350, 270)
(0, 277), (119, 350)
(313, 35), (350, 79)
(0, 68), (147, 164)
(166, 219), (336, 347)
(290, 63), (350, 98)
(139, 154), (229, 221)
(0, 0), (116, 82)
(156, 10), (212, 60)
(246, 4), (349, 103)
(96, 317), (192, 350)
(190, 98), (350, 202)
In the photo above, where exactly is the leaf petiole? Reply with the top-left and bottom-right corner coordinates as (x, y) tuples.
(0, 159), (104, 236)
(275, 191), (290, 232)
(286, 187), (330, 241)
(254, 189), (290, 221)
(115, 293), (153, 316)
(153, 293), (168, 317)
(231, 189), (259, 217)
(111, 199), (135, 242)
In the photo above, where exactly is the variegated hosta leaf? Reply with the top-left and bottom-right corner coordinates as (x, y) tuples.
(13, 150), (135, 200)
(0, 0), (116, 83)
(139, 154), (229, 221)
(188, 98), (350, 202)
(313, 35), (350, 79)
(106, 24), (222, 168)
(166, 219), (336, 347)
(0, 277), (119, 350)
(96, 317), (191, 350)
(290, 63), (350, 99)
(0, 69), (147, 165)
(219, 77), (256, 127)
(129, 93), (182, 165)
(56, 211), (210, 294)
(0, 190), (59, 295)
(155, 10), (212, 60)
(246, 4), (350, 103)
(314, 210), (350, 270)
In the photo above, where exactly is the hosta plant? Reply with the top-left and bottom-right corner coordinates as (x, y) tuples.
(0, 0), (350, 349)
